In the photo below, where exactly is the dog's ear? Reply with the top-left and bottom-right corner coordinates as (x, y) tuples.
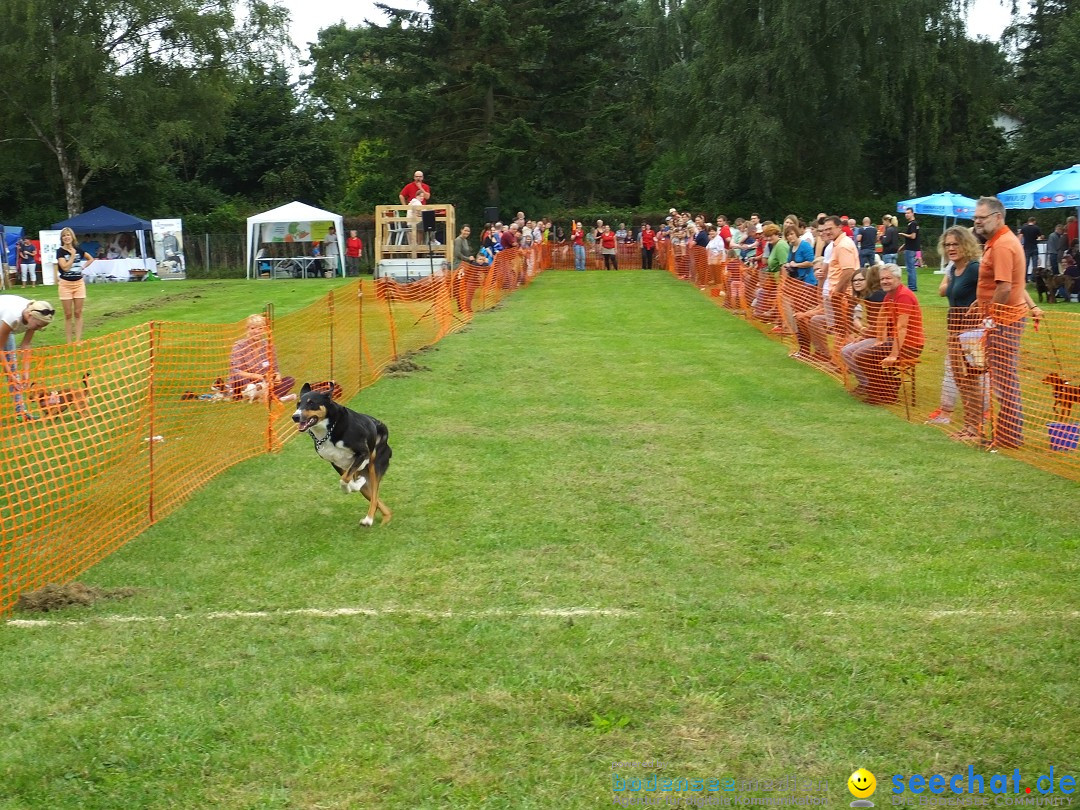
(300, 382), (312, 395)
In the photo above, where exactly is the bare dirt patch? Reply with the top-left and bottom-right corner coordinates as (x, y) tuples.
(385, 352), (432, 376)
(91, 291), (206, 327)
(15, 583), (140, 613)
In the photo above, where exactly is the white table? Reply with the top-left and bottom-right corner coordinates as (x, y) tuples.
(84, 258), (158, 282)
(260, 256), (332, 279)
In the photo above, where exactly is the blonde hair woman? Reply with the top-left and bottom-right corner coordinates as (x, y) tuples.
(55, 227), (93, 343)
(880, 215), (899, 265)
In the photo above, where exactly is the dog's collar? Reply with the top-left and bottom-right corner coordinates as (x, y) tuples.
(310, 419), (334, 450)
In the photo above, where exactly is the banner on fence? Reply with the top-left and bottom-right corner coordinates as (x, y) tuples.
(152, 219), (186, 280)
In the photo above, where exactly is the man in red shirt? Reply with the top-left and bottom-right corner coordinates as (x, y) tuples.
(970, 195), (1027, 448)
(500, 222), (519, 250)
(639, 223), (656, 269)
(398, 170), (430, 206)
(717, 215), (732, 249)
(1067, 215), (1078, 248)
(572, 221), (586, 270)
(345, 230), (363, 276)
(851, 263), (924, 403)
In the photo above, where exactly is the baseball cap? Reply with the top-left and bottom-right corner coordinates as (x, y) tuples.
(27, 300), (55, 324)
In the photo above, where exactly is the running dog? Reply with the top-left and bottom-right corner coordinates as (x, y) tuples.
(308, 380), (344, 400)
(1043, 373), (1080, 420)
(34, 373), (91, 417)
(292, 382), (392, 527)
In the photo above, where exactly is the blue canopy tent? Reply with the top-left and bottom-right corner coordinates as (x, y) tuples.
(896, 192), (978, 272)
(998, 165), (1080, 210)
(998, 166), (1080, 273)
(1, 225), (25, 290)
(896, 191), (977, 221)
(50, 205), (153, 267)
(1, 224), (23, 266)
(50, 205), (151, 234)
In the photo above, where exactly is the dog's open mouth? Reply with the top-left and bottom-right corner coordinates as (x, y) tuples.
(296, 416), (318, 432)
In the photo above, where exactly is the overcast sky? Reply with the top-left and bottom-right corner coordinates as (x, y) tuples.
(280, 0), (1018, 77)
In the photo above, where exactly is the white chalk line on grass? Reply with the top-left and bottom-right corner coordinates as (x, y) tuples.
(7, 605), (1080, 629)
(5, 606), (638, 629)
(813, 609), (1080, 619)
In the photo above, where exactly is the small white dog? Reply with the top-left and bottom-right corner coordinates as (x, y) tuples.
(241, 381), (267, 403)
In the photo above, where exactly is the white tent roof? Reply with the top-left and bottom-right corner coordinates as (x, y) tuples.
(245, 200), (345, 279)
(248, 200), (339, 225)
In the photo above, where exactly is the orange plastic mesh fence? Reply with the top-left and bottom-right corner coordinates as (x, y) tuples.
(668, 245), (1080, 482)
(546, 240), (642, 271)
(0, 249), (548, 614)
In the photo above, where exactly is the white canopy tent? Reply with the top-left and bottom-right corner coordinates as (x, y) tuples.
(245, 201), (346, 279)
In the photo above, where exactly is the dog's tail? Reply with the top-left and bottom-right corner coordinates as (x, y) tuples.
(374, 421), (392, 479)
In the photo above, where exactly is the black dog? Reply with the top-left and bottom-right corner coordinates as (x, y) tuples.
(292, 382), (392, 526)
(1035, 268), (1051, 303)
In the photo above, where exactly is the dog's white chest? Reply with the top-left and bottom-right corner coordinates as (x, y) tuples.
(317, 439), (356, 468)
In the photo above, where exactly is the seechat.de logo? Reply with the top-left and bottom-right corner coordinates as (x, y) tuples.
(849, 769), (877, 808)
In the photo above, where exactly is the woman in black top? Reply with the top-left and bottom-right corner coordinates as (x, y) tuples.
(935, 227), (985, 437)
(56, 227), (94, 343)
(880, 215), (899, 264)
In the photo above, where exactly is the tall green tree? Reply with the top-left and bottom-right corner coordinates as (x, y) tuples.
(307, 0), (643, 218)
(640, 0), (1005, 209)
(0, 0), (287, 215)
(1006, 0), (1080, 181)
(196, 66), (339, 205)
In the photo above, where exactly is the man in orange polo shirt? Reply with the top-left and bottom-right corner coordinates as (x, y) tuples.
(971, 195), (1026, 449)
(806, 216), (858, 364)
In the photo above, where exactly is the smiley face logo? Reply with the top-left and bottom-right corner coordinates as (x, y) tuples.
(848, 769), (877, 799)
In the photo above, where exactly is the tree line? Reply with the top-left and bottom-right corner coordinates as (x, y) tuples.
(0, 0), (1074, 232)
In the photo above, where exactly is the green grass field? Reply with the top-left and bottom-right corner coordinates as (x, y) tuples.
(2, 272), (1078, 809)
(26, 277), (357, 348)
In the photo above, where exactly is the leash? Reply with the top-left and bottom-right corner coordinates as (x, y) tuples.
(1043, 320), (1067, 375)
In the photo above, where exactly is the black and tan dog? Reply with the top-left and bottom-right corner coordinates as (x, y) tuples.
(292, 382), (392, 526)
(33, 372), (91, 417)
(1043, 373), (1080, 420)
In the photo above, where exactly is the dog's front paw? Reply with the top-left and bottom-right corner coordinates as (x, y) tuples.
(360, 516), (374, 527)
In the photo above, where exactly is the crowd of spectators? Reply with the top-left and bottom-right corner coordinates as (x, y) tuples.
(527, 200), (1042, 450)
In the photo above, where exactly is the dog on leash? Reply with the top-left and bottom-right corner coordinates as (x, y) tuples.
(181, 377), (229, 402)
(292, 382), (392, 527)
(33, 373), (91, 417)
(1043, 373), (1080, 420)
(1035, 268), (1052, 303)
